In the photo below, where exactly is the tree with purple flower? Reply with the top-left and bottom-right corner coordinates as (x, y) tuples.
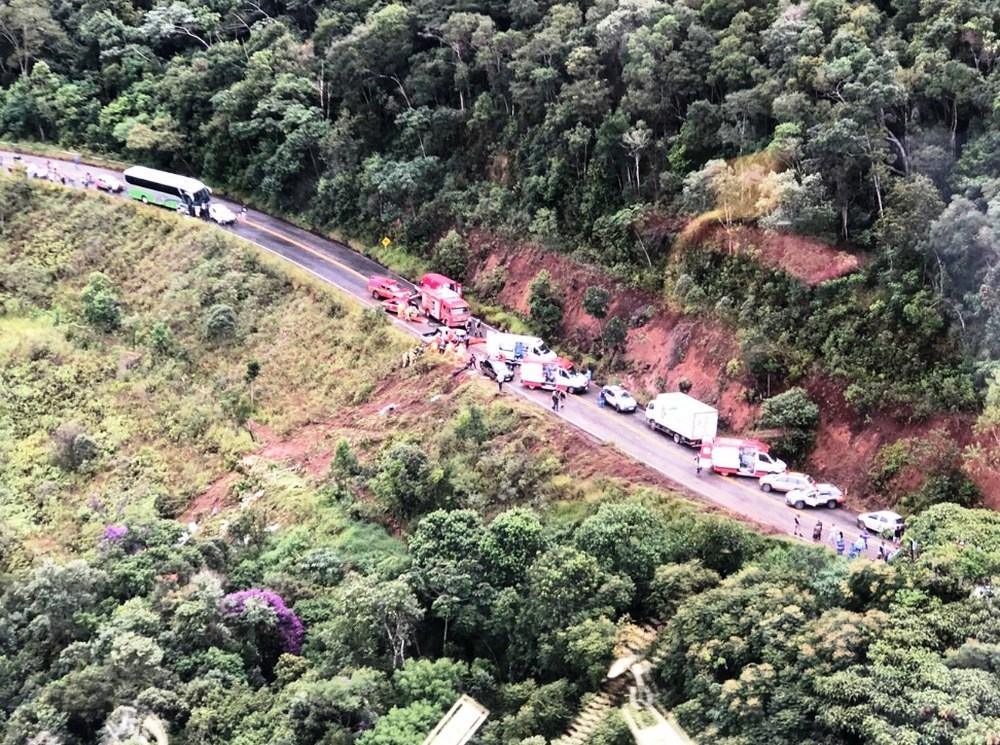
(221, 588), (304, 677)
(102, 524), (128, 543)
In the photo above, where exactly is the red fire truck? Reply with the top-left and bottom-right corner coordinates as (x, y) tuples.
(417, 273), (470, 327)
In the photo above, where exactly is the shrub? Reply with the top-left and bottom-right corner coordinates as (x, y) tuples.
(528, 270), (564, 339)
(583, 286), (610, 319)
(602, 317), (628, 360)
(147, 321), (175, 356)
(431, 230), (468, 281)
(359, 307), (388, 332)
(474, 266), (507, 301)
(203, 304), (237, 342)
(368, 442), (452, 519)
(81, 272), (121, 331)
(757, 387), (820, 462)
(51, 422), (98, 471)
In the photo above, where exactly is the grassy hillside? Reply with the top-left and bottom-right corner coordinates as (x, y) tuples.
(3, 182), (1000, 745)
(0, 176), (414, 562)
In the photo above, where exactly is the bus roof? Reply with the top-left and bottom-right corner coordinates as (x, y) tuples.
(123, 166), (210, 195)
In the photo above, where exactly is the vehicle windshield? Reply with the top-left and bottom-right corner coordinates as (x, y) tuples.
(537, 343), (551, 354)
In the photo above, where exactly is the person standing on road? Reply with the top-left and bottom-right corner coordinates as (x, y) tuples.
(877, 542), (886, 561)
(559, 390), (567, 410)
(551, 390), (560, 411)
(597, 389), (606, 408)
(853, 535), (866, 557)
(834, 532), (845, 556)
(793, 515), (802, 537)
(813, 521), (823, 542)
(860, 526), (869, 550)
(497, 375), (504, 394)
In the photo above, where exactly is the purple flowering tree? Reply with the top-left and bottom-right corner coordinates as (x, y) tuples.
(102, 524), (128, 542)
(221, 589), (305, 655)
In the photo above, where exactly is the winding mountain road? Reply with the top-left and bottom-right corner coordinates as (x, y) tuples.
(2, 149), (875, 548)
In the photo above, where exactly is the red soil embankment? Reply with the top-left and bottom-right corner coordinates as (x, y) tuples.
(684, 223), (863, 285)
(466, 229), (976, 504)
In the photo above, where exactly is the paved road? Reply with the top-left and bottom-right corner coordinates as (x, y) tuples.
(1, 149), (873, 547)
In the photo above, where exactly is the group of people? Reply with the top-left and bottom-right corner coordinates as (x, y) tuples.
(796, 517), (912, 562)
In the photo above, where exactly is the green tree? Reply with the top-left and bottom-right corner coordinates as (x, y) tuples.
(479, 508), (547, 587)
(574, 502), (670, 592)
(203, 304), (237, 342)
(369, 442), (451, 520)
(431, 230), (469, 282)
(582, 286), (610, 319)
(81, 272), (121, 331)
(757, 387), (820, 462)
(528, 270), (563, 340)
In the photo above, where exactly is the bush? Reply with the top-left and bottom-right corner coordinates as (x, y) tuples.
(602, 317), (628, 360)
(359, 307), (388, 332)
(899, 472), (981, 514)
(583, 286), (610, 319)
(431, 230), (468, 282)
(80, 272), (121, 331)
(757, 387), (820, 462)
(51, 422), (98, 471)
(473, 266), (507, 301)
(203, 304), (237, 342)
(368, 442), (452, 520)
(528, 270), (564, 339)
(147, 321), (175, 356)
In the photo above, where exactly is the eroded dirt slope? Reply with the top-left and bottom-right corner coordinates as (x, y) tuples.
(467, 230), (974, 502)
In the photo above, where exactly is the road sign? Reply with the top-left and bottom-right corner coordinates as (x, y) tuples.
(381, 236), (392, 247)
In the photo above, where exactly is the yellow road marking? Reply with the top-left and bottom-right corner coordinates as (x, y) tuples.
(242, 217), (369, 282)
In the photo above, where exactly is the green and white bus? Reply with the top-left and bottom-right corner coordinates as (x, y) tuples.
(123, 166), (212, 214)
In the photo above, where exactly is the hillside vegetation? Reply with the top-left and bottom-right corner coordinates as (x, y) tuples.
(1, 0), (999, 419)
(1, 178), (1000, 745)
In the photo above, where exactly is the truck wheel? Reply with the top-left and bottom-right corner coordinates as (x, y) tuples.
(672, 433), (681, 444)
(372, 290), (380, 299)
(826, 500), (838, 509)
(140, 196), (148, 204)
(761, 483), (772, 493)
(794, 500), (805, 510)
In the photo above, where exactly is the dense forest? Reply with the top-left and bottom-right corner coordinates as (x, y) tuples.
(1, 184), (1000, 744)
(1, 0), (1000, 413)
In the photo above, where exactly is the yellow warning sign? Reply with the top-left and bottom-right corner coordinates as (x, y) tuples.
(381, 236), (392, 247)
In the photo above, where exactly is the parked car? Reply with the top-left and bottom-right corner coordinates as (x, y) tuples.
(815, 483), (843, 499)
(785, 487), (844, 509)
(480, 357), (514, 383)
(208, 203), (237, 224)
(95, 175), (123, 193)
(857, 510), (905, 536)
(759, 471), (815, 493)
(602, 385), (637, 413)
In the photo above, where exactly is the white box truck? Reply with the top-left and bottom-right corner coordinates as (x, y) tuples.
(485, 331), (557, 364)
(699, 437), (786, 477)
(644, 392), (718, 446)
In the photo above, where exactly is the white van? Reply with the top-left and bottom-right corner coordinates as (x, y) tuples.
(485, 331), (557, 363)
